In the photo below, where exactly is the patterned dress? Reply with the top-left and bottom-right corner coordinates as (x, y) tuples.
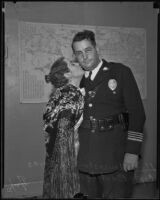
(42, 84), (84, 199)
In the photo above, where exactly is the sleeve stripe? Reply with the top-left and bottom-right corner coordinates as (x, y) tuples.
(128, 132), (143, 136)
(128, 133), (143, 138)
(127, 137), (143, 142)
(127, 130), (143, 142)
(128, 131), (143, 135)
(128, 135), (143, 139)
(128, 135), (143, 140)
(128, 131), (143, 137)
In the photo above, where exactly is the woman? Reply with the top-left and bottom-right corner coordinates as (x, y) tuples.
(42, 57), (85, 198)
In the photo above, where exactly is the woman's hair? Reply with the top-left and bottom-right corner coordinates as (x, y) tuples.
(45, 57), (70, 88)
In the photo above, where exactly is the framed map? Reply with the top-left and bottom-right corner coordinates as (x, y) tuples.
(19, 21), (146, 103)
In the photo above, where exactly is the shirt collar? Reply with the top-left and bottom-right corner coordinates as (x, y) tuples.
(85, 60), (103, 80)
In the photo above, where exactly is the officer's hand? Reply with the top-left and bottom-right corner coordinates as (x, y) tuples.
(123, 153), (138, 172)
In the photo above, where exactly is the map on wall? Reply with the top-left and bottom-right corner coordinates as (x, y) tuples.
(19, 21), (146, 103)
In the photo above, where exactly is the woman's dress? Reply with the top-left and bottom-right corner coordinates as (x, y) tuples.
(42, 84), (84, 198)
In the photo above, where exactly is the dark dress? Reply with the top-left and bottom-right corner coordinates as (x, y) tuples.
(42, 84), (84, 199)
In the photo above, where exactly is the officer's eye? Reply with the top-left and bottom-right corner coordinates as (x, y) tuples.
(75, 51), (83, 57)
(85, 47), (93, 53)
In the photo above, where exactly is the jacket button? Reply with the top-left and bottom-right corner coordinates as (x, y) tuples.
(89, 103), (93, 107)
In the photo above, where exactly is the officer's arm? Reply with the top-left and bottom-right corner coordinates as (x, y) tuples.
(122, 66), (146, 155)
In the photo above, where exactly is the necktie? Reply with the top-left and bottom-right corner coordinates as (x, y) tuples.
(88, 71), (92, 81)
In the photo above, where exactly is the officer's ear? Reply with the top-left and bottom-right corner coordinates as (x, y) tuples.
(96, 46), (100, 54)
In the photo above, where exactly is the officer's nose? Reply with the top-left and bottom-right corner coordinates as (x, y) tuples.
(82, 52), (88, 60)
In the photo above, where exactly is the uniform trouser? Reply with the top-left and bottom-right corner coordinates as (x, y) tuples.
(79, 169), (135, 199)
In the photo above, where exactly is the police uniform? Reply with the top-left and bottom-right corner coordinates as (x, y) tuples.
(78, 59), (146, 198)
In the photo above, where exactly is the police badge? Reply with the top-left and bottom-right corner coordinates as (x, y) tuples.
(108, 79), (117, 92)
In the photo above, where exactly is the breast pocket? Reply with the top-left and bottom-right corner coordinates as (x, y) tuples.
(96, 83), (122, 103)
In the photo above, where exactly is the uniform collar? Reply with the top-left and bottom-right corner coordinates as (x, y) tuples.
(84, 60), (103, 80)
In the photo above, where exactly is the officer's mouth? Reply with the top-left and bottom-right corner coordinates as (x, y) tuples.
(83, 60), (92, 67)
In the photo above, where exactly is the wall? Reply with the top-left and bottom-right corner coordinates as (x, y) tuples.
(4, 2), (157, 197)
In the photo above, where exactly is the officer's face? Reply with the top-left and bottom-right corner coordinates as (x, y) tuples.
(72, 39), (100, 71)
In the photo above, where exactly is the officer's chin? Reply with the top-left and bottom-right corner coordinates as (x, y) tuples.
(82, 62), (92, 70)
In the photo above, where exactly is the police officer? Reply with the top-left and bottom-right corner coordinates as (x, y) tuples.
(71, 30), (146, 199)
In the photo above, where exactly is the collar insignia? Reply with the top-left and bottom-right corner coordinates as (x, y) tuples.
(103, 67), (109, 71)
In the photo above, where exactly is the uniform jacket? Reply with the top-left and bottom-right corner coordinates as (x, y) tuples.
(78, 59), (146, 174)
